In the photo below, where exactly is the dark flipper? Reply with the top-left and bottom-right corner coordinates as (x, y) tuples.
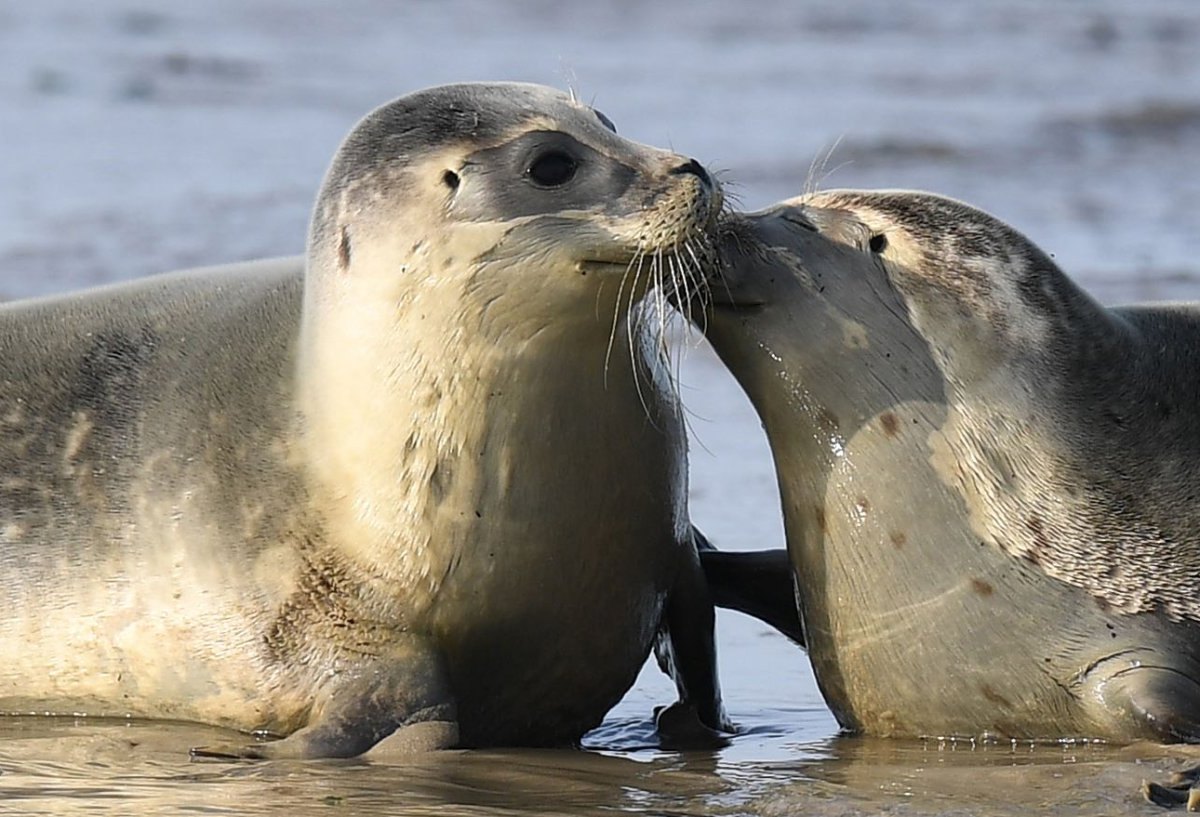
(652, 527), (734, 746)
(191, 636), (458, 759)
(1142, 775), (1200, 810)
(1097, 662), (1200, 743)
(1105, 665), (1200, 808)
(699, 545), (805, 647)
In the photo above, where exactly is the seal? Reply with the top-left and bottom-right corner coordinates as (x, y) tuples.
(700, 189), (1200, 750)
(0, 82), (731, 758)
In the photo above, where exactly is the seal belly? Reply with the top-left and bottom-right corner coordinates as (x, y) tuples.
(0, 82), (728, 755)
(425, 355), (686, 746)
(0, 261), (307, 727)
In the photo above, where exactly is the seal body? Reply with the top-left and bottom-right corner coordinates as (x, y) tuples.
(0, 82), (729, 756)
(703, 190), (1200, 743)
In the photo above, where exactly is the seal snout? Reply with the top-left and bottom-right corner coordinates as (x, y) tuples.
(670, 158), (713, 188)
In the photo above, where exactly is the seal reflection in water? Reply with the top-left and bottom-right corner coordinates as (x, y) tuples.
(701, 190), (1200, 758)
(0, 82), (731, 758)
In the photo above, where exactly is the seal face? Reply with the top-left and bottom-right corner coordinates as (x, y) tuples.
(702, 189), (1200, 744)
(0, 82), (729, 757)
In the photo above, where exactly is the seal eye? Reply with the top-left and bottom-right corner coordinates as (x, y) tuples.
(526, 151), (578, 188)
(442, 170), (460, 190)
(869, 234), (888, 253)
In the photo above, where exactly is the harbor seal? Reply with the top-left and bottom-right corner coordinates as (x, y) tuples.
(699, 190), (1200, 751)
(0, 82), (730, 758)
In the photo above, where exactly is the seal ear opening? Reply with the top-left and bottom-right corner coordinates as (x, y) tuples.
(337, 225), (352, 272)
(442, 170), (460, 191)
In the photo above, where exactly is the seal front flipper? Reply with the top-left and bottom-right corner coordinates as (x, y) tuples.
(1098, 663), (1200, 743)
(191, 639), (457, 760)
(652, 528), (734, 746)
(1105, 665), (1200, 808)
(699, 546), (805, 647)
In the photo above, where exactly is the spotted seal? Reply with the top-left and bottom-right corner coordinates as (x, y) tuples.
(699, 190), (1200, 757)
(0, 82), (730, 758)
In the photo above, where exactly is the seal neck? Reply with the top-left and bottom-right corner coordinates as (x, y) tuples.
(294, 265), (682, 618)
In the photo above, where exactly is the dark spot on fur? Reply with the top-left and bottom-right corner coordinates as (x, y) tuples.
(1026, 514), (1051, 553)
(971, 578), (994, 597)
(889, 530), (907, 549)
(71, 328), (157, 429)
(429, 459), (452, 502)
(980, 684), (1013, 709)
(337, 226), (352, 272)
(814, 505), (827, 533)
(880, 412), (900, 437)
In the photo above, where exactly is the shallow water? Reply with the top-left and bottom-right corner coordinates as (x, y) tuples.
(1, 0), (1200, 814)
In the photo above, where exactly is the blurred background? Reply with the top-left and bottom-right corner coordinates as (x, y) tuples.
(3, 1), (1198, 303)
(0, 2), (1198, 814)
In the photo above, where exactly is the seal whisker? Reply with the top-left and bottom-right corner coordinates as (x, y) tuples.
(625, 253), (655, 420)
(682, 239), (711, 338)
(703, 185), (1200, 763)
(804, 136), (849, 197)
(603, 248), (644, 389)
(0, 82), (733, 757)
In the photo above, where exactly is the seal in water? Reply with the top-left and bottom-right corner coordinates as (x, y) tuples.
(0, 82), (731, 758)
(699, 190), (1200, 753)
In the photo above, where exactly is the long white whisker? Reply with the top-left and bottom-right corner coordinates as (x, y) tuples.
(627, 252), (652, 418)
(683, 239), (710, 337)
(604, 250), (642, 388)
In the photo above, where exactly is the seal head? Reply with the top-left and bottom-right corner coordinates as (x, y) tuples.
(702, 189), (1200, 744)
(0, 83), (729, 757)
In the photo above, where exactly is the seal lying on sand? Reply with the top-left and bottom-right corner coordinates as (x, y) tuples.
(0, 82), (730, 758)
(701, 190), (1200, 753)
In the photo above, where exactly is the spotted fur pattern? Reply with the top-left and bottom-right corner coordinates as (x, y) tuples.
(800, 189), (1200, 623)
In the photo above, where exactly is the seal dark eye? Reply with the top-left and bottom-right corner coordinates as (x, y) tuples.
(442, 170), (460, 190)
(526, 151), (578, 188)
(869, 233), (888, 253)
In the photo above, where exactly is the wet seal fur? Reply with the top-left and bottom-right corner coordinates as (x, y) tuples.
(0, 82), (731, 758)
(701, 189), (1200, 755)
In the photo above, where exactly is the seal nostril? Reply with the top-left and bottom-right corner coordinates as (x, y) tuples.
(671, 158), (712, 187)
